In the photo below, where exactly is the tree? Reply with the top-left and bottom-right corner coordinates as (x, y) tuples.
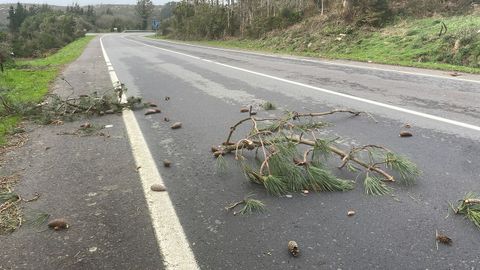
(7, 3), (28, 33)
(136, 0), (154, 30)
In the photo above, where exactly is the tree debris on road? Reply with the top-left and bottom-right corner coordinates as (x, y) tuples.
(226, 194), (265, 215)
(163, 159), (172, 167)
(213, 109), (420, 196)
(288, 241), (299, 257)
(48, 218), (69, 230)
(171, 122), (182, 129)
(400, 131), (413, 137)
(453, 192), (480, 229)
(151, 184), (167, 192)
(435, 230), (452, 248)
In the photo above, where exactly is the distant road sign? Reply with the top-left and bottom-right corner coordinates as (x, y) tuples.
(152, 19), (160, 30)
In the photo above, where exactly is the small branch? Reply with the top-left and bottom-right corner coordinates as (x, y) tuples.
(293, 109), (362, 119)
(225, 200), (244, 211)
(22, 192), (40, 202)
(464, 199), (480, 205)
(225, 117), (251, 144)
(0, 198), (20, 214)
(289, 136), (395, 182)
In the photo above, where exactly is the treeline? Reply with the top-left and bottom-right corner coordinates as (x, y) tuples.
(0, 1), (161, 59)
(4, 3), (92, 57)
(160, 0), (477, 39)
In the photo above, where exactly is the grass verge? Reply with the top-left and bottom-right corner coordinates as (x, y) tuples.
(0, 36), (94, 145)
(150, 15), (480, 74)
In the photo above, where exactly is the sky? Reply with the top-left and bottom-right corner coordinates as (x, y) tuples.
(0, 0), (176, 5)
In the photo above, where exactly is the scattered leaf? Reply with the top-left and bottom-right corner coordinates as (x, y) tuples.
(347, 210), (356, 216)
(240, 107), (249, 113)
(164, 117), (170, 122)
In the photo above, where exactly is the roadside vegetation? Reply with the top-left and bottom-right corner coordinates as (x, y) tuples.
(155, 0), (480, 73)
(0, 36), (94, 145)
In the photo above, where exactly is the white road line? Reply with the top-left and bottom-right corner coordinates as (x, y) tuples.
(100, 35), (200, 270)
(124, 36), (480, 132)
(140, 36), (480, 85)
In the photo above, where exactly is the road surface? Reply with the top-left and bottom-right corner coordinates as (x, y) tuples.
(34, 34), (480, 269)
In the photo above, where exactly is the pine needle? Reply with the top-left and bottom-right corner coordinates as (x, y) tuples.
(238, 198), (266, 215)
(386, 153), (420, 185)
(455, 193), (480, 229)
(262, 101), (276, 110)
(0, 192), (19, 204)
(23, 211), (50, 229)
(263, 175), (287, 196)
(466, 208), (480, 229)
(364, 174), (393, 196)
(306, 165), (354, 192)
(312, 139), (332, 161)
(215, 154), (227, 173)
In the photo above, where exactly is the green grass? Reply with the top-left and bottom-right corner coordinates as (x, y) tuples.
(0, 36), (94, 144)
(150, 15), (480, 74)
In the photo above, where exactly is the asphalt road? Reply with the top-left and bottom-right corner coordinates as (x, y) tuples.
(101, 33), (480, 269)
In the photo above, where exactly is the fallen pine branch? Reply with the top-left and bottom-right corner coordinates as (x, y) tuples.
(213, 110), (420, 196)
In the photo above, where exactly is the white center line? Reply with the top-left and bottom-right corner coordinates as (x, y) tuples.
(124, 36), (480, 132)
(100, 35), (200, 270)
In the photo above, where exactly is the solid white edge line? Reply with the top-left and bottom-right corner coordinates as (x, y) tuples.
(139, 36), (480, 85)
(123, 36), (480, 132)
(100, 35), (200, 270)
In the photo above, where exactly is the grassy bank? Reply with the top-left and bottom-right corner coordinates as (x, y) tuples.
(152, 15), (480, 74)
(0, 36), (94, 145)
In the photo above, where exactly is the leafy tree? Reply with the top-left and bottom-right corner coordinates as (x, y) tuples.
(136, 0), (154, 30)
(7, 3), (28, 33)
(160, 1), (177, 21)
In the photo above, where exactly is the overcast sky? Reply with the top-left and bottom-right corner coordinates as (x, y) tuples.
(0, 0), (176, 5)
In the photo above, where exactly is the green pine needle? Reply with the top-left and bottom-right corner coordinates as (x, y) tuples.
(23, 211), (50, 229)
(466, 208), (480, 229)
(306, 165), (354, 192)
(455, 193), (480, 229)
(0, 192), (19, 204)
(238, 198), (266, 215)
(263, 175), (287, 196)
(215, 154), (227, 173)
(312, 139), (332, 161)
(364, 175), (393, 196)
(262, 101), (276, 110)
(386, 153), (420, 185)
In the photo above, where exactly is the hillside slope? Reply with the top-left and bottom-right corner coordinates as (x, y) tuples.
(168, 13), (480, 73)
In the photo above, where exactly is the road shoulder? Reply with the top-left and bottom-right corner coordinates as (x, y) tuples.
(0, 37), (163, 270)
